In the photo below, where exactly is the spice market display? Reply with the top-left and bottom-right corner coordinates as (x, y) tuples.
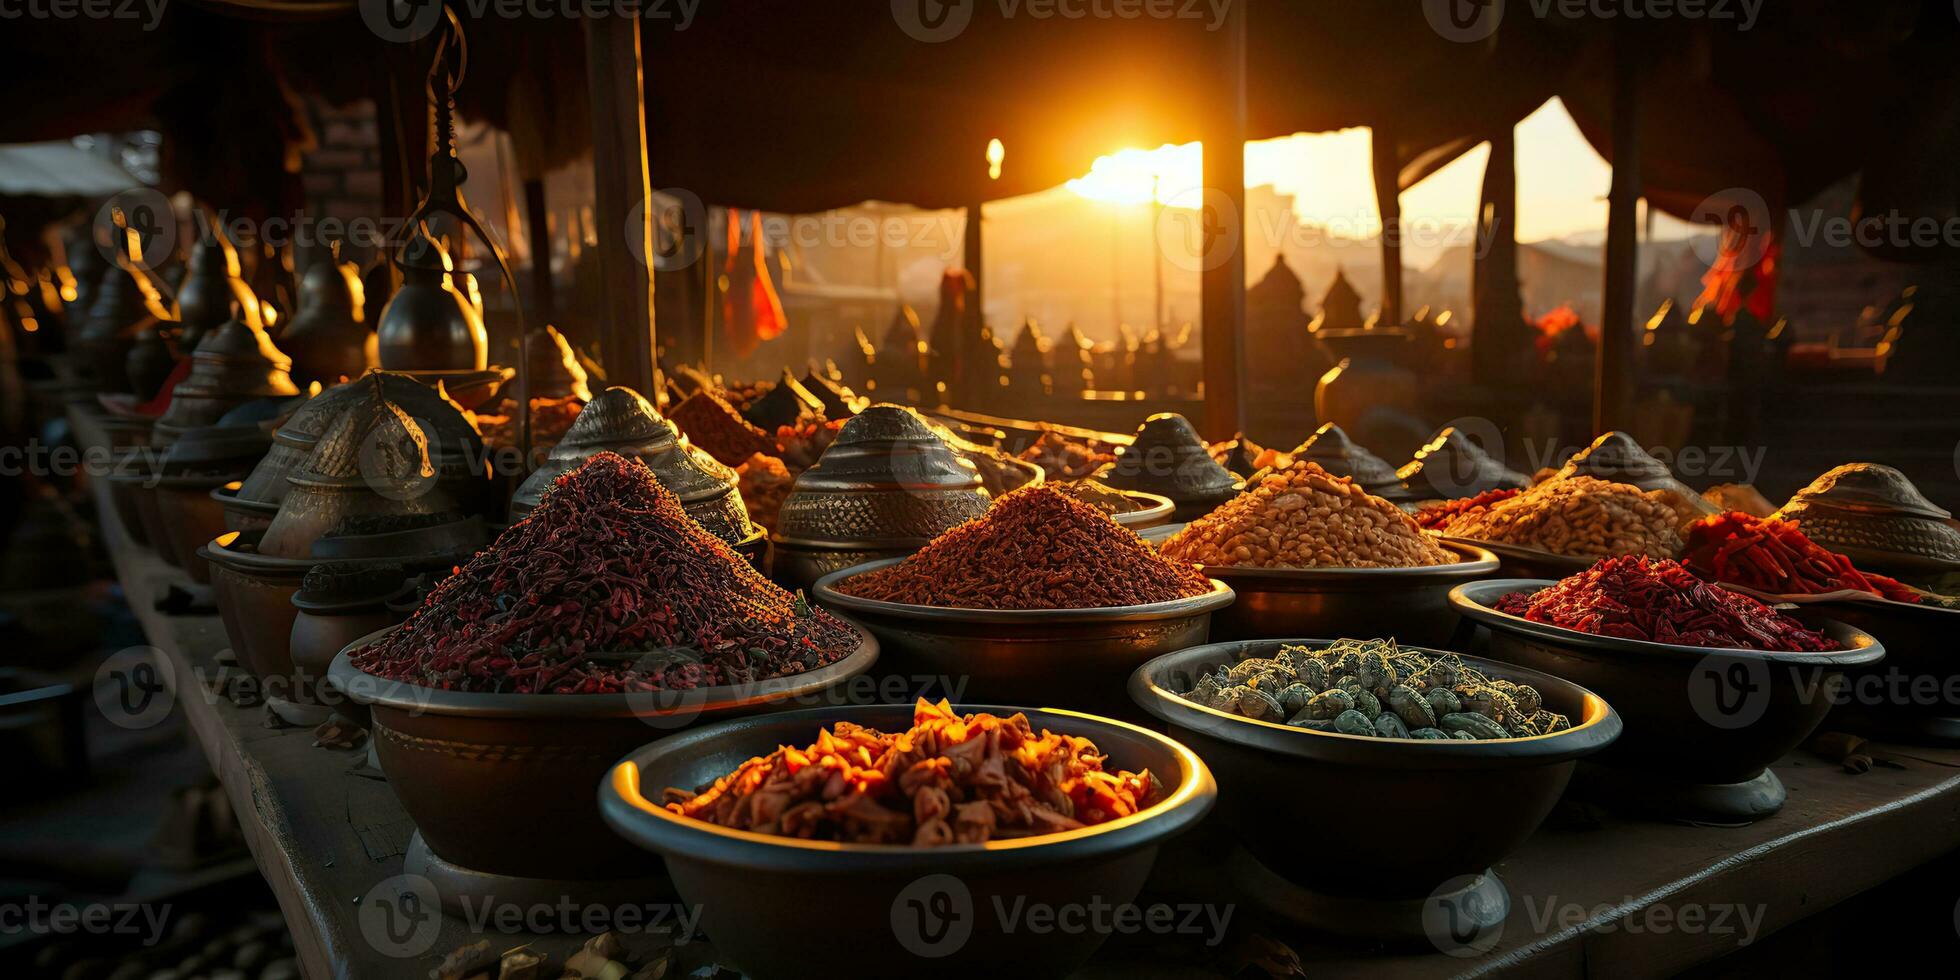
(1161, 461), (1459, 568)
(32, 6), (1960, 971)
(662, 699), (1161, 844)
(834, 483), (1213, 609)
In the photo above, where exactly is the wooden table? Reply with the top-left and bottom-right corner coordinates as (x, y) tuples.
(75, 406), (1960, 979)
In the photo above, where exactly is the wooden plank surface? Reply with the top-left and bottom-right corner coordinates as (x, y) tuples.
(72, 405), (1960, 979)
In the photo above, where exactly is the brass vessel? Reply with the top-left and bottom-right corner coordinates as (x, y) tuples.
(173, 227), (258, 352)
(375, 230), (487, 371)
(1291, 423), (1412, 501)
(1098, 413), (1240, 522)
(1774, 463), (1960, 573)
(1397, 426), (1528, 501)
(279, 259), (372, 386)
(151, 314), (298, 446)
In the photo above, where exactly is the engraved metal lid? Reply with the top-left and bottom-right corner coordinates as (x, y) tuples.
(1098, 413), (1240, 506)
(1555, 430), (1717, 515)
(1291, 423), (1410, 499)
(774, 405), (990, 548)
(1773, 463), (1960, 568)
(507, 387), (757, 546)
(1397, 426), (1528, 500)
(741, 369), (825, 430)
(260, 387), (457, 560)
(153, 314), (299, 437)
(236, 372), (480, 506)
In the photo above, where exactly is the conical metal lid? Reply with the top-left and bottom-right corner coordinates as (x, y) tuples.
(1292, 423), (1408, 498)
(1556, 431), (1672, 485)
(556, 386), (674, 449)
(1099, 412), (1239, 503)
(1397, 426), (1528, 499)
(800, 370), (860, 419)
(295, 394), (436, 492)
(1778, 463), (1952, 521)
(775, 404), (989, 545)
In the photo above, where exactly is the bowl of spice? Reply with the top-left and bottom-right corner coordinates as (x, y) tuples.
(1129, 637), (1618, 940)
(599, 699), (1215, 980)
(1158, 461), (1499, 645)
(1686, 511), (1960, 742)
(331, 452), (878, 896)
(1451, 558), (1884, 822)
(1431, 475), (1693, 578)
(813, 485), (1231, 715)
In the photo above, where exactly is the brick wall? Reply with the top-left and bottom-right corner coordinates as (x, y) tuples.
(298, 97), (385, 268)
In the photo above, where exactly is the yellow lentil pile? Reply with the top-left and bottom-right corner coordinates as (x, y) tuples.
(1437, 475), (1684, 558)
(1161, 461), (1458, 568)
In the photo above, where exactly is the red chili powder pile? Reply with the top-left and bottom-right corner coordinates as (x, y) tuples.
(351, 451), (859, 693)
(835, 484), (1213, 610)
(1494, 555), (1837, 652)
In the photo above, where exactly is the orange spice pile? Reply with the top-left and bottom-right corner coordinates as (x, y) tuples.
(835, 484), (1213, 609)
(664, 699), (1161, 845)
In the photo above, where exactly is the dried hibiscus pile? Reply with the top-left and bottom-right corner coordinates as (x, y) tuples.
(836, 484), (1213, 609)
(664, 699), (1162, 845)
(351, 451), (860, 693)
(1412, 488), (1522, 531)
(1684, 511), (1921, 603)
(1494, 556), (1837, 652)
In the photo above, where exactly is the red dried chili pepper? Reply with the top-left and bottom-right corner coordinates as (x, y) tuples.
(1495, 556), (1838, 652)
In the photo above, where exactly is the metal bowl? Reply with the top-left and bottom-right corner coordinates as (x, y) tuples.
(1435, 534), (1594, 579)
(330, 621), (880, 885)
(1130, 638), (1617, 932)
(1804, 593), (1960, 743)
(211, 481), (278, 532)
(768, 541), (914, 596)
(1110, 490), (1175, 530)
(1450, 579), (1884, 822)
(812, 558), (1234, 717)
(394, 367), (514, 411)
(153, 472), (240, 585)
(1196, 541), (1499, 646)
(103, 449), (154, 547)
(598, 702), (1215, 980)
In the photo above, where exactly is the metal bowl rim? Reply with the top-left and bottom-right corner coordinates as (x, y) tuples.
(599, 702), (1215, 869)
(1129, 637), (1621, 763)
(812, 557), (1234, 622)
(1108, 490), (1175, 528)
(1190, 541), (1500, 582)
(328, 617), (880, 719)
(1432, 534), (1597, 572)
(1450, 578), (1887, 666)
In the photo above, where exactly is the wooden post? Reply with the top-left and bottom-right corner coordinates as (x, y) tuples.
(1471, 126), (1524, 387)
(583, 18), (657, 395)
(1198, 1), (1247, 440)
(1595, 31), (1642, 434)
(1372, 125), (1403, 328)
(522, 178), (553, 327)
(961, 198), (984, 409)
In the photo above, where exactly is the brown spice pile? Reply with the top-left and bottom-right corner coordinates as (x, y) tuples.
(836, 484), (1212, 609)
(735, 452), (794, 534)
(1439, 475), (1684, 558)
(665, 699), (1161, 845)
(669, 391), (773, 466)
(1162, 461), (1457, 568)
(1056, 478), (1144, 515)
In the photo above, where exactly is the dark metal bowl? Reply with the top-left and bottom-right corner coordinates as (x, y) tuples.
(202, 531), (318, 682)
(330, 622), (880, 883)
(1109, 490), (1175, 530)
(1130, 639), (1618, 905)
(1806, 594), (1960, 742)
(1197, 541), (1499, 646)
(812, 558), (1233, 716)
(1450, 580), (1885, 821)
(153, 472), (240, 585)
(104, 450), (153, 547)
(598, 703), (1216, 980)
(768, 541), (911, 595)
(1434, 535), (1593, 579)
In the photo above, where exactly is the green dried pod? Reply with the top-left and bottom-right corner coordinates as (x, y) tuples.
(1247, 668), (1293, 692)
(1334, 674), (1360, 692)
(1427, 687), (1461, 718)
(1374, 713), (1410, 739)
(1334, 709), (1376, 737)
(1449, 729), (1476, 740)
(1306, 689), (1354, 720)
(1440, 712), (1509, 740)
(1186, 674), (1222, 706)
(1351, 688), (1383, 721)
(1512, 684), (1543, 716)
(1411, 727), (1451, 740)
(1296, 659), (1331, 692)
(1357, 653), (1397, 695)
(1227, 658), (1278, 685)
(1228, 686), (1286, 721)
(1511, 715), (1542, 737)
(1275, 683), (1315, 717)
(1534, 710), (1571, 734)
(1388, 685), (1437, 729)
(1277, 645), (1318, 673)
(1457, 685), (1519, 725)
(1413, 658), (1460, 691)
(1287, 717), (1338, 732)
